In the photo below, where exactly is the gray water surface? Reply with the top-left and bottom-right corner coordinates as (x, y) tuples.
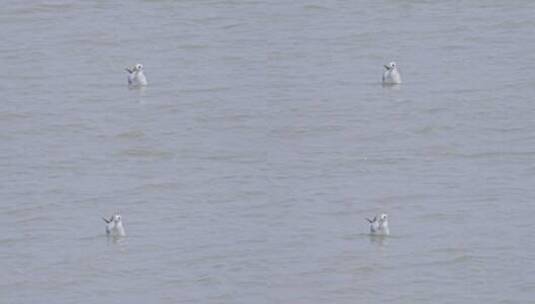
(1, 1), (535, 303)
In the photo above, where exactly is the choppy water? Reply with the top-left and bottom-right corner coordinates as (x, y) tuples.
(1, 1), (535, 303)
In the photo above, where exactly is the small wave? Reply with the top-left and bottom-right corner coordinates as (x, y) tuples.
(178, 44), (208, 50)
(179, 86), (232, 93)
(120, 148), (174, 159)
(116, 130), (145, 139)
(140, 182), (179, 191)
(0, 111), (30, 121)
(221, 23), (246, 30)
(414, 125), (454, 135)
(442, 254), (474, 265)
(453, 151), (535, 159)
(303, 4), (331, 11)
(11, 3), (76, 15)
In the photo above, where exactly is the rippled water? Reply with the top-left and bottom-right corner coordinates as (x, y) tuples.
(1, 1), (535, 303)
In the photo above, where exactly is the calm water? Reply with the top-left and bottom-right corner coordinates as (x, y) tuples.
(1, 1), (535, 303)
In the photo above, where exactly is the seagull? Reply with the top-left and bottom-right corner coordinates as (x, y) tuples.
(382, 62), (402, 84)
(125, 63), (148, 87)
(366, 213), (390, 235)
(103, 214), (126, 237)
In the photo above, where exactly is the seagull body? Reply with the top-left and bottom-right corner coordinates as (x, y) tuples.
(125, 63), (147, 87)
(103, 214), (126, 237)
(382, 62), (402, 84)
(366, 213), (389, 235)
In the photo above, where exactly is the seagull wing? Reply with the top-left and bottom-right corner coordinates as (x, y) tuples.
(366, 216), (377, 223)
(102, 217), (112, 224)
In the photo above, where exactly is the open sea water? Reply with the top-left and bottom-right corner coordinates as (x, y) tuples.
(1, 1), (535, 303)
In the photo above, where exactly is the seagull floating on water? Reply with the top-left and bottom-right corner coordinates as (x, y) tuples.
(103, 214), (126, 237)
(366, 213), (390, 235)
(382, 62), (402, 84)
(125, 63), (147, 87)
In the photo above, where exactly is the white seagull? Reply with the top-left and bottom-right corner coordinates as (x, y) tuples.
(125, 63), (148, 87)
(103, 214), (126, 237)
(366, 213), (390, 235)
(382, 62), (402, 84)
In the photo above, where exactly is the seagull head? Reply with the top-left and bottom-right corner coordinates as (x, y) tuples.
(384, 62), (396, 70)
(379, 213), (388, 223)
(113, 214), (122, 224)
(135, 64), (144, 71)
